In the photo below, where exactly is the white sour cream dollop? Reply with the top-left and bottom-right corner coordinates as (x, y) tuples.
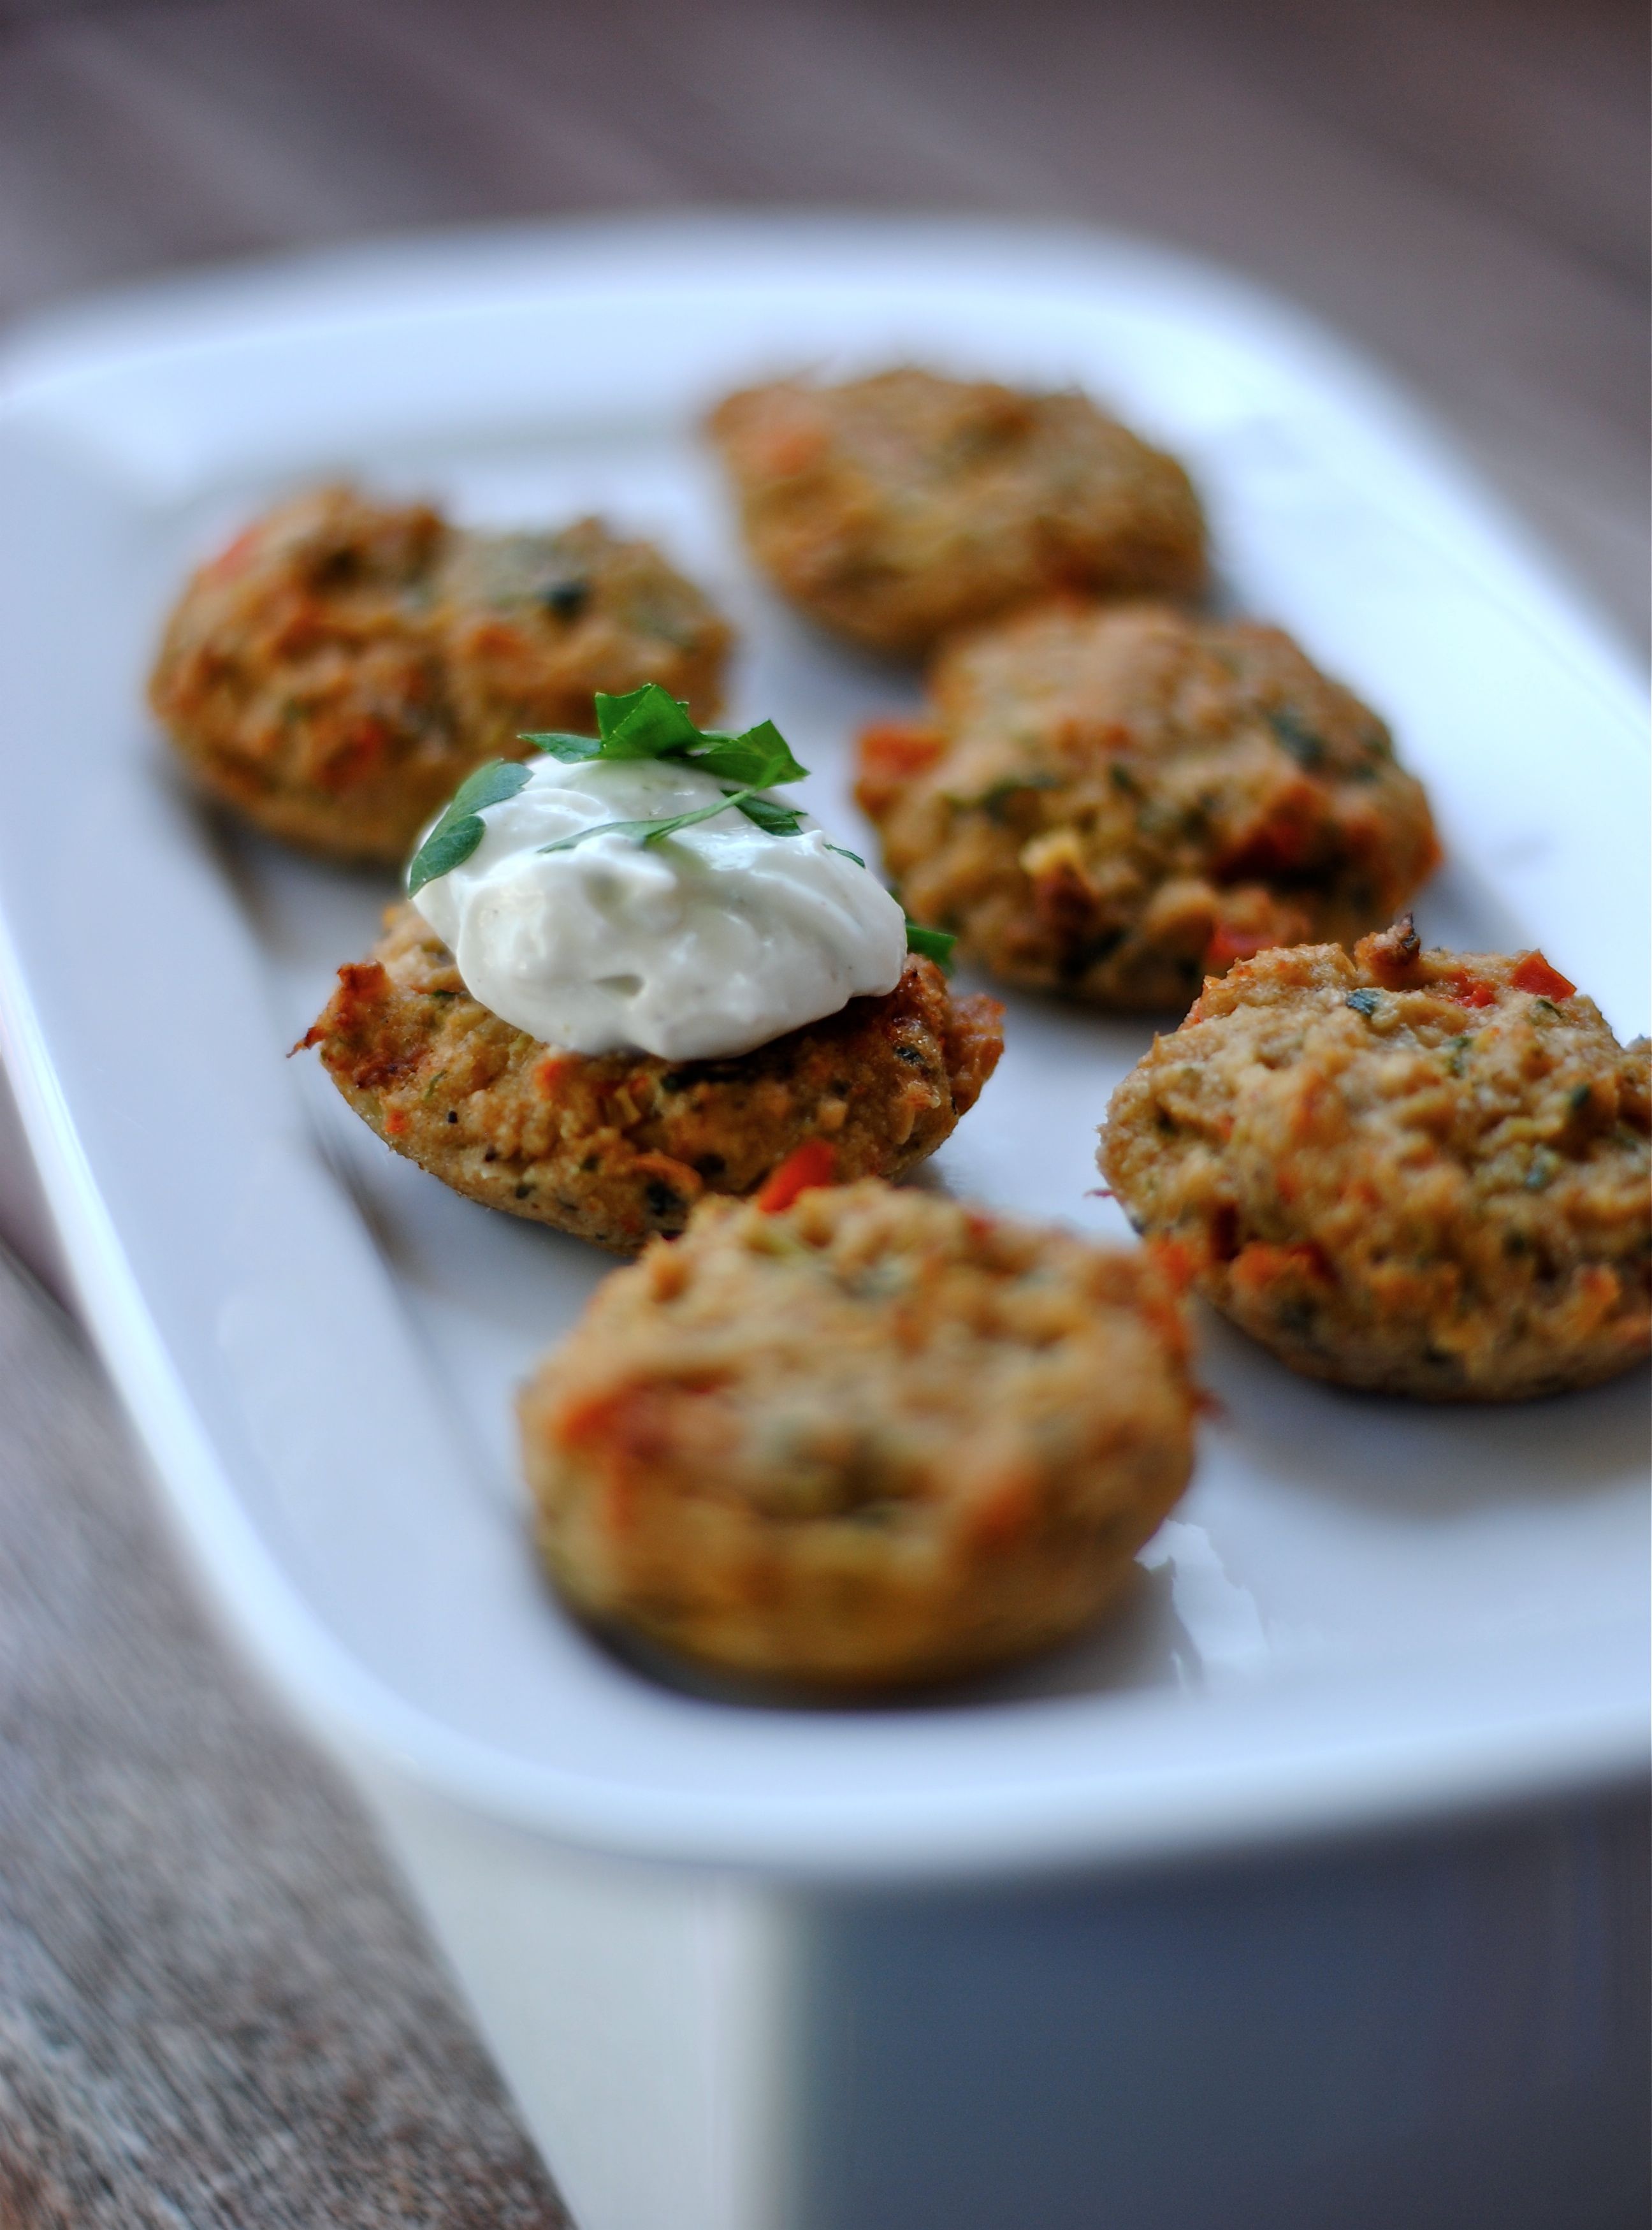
(411, 755), (908, 1061)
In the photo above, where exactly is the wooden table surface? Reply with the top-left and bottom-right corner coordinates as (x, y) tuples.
(0, 2), (1645, 2221)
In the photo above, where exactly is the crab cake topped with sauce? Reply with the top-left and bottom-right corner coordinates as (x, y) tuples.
(519, 1180), (1198, 1688)
(301, 689), (1002, 1253)
(707, 367), (1206, 657)
(858, 601), (1439, 1012)
(303, 905), (1001, 1254)
(149, 487), (730, 863)
(1101, 922), (1651, 1400)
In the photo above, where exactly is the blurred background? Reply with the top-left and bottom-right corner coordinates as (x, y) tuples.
(0, 2), (1646, 2222)
(2, 0), (1646, 642)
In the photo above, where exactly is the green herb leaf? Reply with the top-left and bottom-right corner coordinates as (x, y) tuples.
(690, 718), (809, 789)
(452, 688), (849, 871)
(594, 683), (704, 758)
(1345, 987), (1380, 1016)
(945, 773), (1062, 820)
(904, 917), (956, 969)
(518, 729), (604, 762)
(519, 685), (825, 852)
(523, 685), (811, 791)
(825, 842), (866, 868)
(406, 759), (533, 893)
(736, 792), (808, 838)
(539, 786), (762, 854)
(1267, 708), (1328, 770)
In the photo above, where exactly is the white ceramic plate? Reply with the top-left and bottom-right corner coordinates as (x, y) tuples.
(1, 215), (1646, 1884)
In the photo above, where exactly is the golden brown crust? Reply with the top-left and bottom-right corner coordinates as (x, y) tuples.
(303, 904), (1004, 1253)
(519, 1180), (1198, 1687)
(149, 488), (732, 864)
(707, 368), (1206, 655)
(1100, 933), (1652, 1399)
(859, 601), (1440, 1012)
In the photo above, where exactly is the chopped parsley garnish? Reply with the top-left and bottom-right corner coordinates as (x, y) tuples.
(539, 576), (589, 620)
(539, 784), (776, 854)
(406, 684), (937, 961)
(1267, 707), (1329, 769)
(735, 792), (809, 838)
(947, 773), (1062, 822)
(1345, 987), (1381, 1016)
(526, 685), (811, 854)
(407, 686), (809, 891)
(522, 683), (808, 788)
(406, 759), (533, 894)
(904, 917), (957, 969)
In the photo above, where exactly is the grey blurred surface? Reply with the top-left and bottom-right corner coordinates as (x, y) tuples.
(1, 0), (1646, 643)
(0, 1246), (570, 2227)
(795, 1795), (1650, 2230)
(0, 1), (1646, 2220)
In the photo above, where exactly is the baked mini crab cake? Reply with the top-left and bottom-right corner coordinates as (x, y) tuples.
(303, 905), (1002, 1254)
(519, 1180), (1198, 1688)
(707, 367), (1206, 656)
(858, 601), (1439, 1012)
(1101, 921), (1652, 1399)
(301, 689), (1002, 1252)
(149, 486), (730, 863)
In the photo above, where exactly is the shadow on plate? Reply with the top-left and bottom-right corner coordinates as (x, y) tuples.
(1198, 1307), (1651, 1519)
(577, 1557), (1200, 1718)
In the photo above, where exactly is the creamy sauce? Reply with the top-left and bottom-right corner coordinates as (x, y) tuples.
(411, 755), (907, 1060)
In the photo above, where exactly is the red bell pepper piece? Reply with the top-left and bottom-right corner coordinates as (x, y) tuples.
(1511, 951), (1576, 1000)
(755, 1139), (839, 1214)
(1205, 923), (1277, 972)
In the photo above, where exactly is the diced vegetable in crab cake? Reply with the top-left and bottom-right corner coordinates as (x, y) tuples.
(150, 488), (731, 863)
(858, 601), (1439, 1012)
(301, 690), (1002, 1251)
(520, 1179), (1199, 1688)
(707, 367), (1207, 655)
(1100, 921), (1651, 1399)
